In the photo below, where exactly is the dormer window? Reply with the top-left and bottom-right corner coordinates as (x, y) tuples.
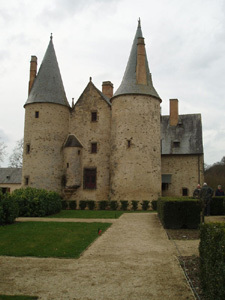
(173, 141), (180, 148)
(91, 111), (97, 122)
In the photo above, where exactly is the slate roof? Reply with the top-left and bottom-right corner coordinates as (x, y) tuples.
(0, 168), (22, 184)
(161, 114), (203, 155)
(25, 36), (70, 107)
(113, 21), (160, 99)
(64, 135), (83, 148)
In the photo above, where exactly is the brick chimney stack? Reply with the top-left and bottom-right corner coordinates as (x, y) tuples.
(28, 56), (37, 94)
(169, 99), (179, 126)
(102, 81), (113, 99)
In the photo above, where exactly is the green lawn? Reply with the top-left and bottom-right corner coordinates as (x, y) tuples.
(0, 296), (38, 300)
(0, 222), (111, 258)
(49, 210), (124, 219)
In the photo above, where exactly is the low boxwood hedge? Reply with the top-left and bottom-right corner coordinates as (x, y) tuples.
(157, 197), (201, 229)
(210, 196), (225, 215)
(199, 223), (225, 300)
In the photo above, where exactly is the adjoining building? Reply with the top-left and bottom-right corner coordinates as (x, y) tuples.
(0, 168), (22, 193)
(22, 20), (204, 201)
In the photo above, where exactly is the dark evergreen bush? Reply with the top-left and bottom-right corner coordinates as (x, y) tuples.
(69, 201), (77, 210)
(87, 200), (96, 210)
(109, 201), (118, 210)
(79, 200), (87, 210)
(199, 223), (225, 300)
(210, 196), (225, 215)
(120, 200), (129, 210)
(151, 200), (157, 211)
(0, 191), (19, 225)
(12, 187), (62, 217)
(157, 197), (201, 229)
(141, 200), (150, 211)
(131, 200), (139, 211)
(98, 200), (108, 210)
(61, 200), (68, 210)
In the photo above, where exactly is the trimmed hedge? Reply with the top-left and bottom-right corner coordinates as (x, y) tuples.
(199, 223), (225, 300)
(12, 187), (62, 217)
(141, 200), (150, 211)
(0, 191), (19, 225)
(151, 200), (157, 211)
(131, 200), (139, 211)
(98, 200), (108, 210)
(210, 196), (225, 215)
(79, 200), (87, 210)
(87, 200), (96, 210)
(120, 200), (129, 210)
(69, 201), (77, 210)
(157, 197), (201, 229)
(109, 201), (118, 210)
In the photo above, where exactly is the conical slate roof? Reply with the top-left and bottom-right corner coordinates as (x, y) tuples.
(113, 20), (160, 99)
(25, 36), (69, 107)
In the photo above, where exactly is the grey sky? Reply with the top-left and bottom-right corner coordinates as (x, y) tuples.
(0, 0), (225, 166)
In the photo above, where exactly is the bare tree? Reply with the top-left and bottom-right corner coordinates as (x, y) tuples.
(0, 139), (7, 166)
(8, 138), (23, 168)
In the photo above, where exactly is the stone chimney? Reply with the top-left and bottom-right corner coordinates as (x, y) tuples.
(102, 81), (113, 99)
(169, 99), (179, 126)
(28, 56), (37, 94)
(136, 37), (147, 85)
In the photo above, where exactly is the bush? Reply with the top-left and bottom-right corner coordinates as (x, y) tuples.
(210, 196), (225, 215)
(157, 197), (201, 229)
(199, 223), (225, 300)
(141, 200), (150, 211)
(61, 200), (68, 210)
(0, 191), (19, 225)
(79, 200), (87, 210)
(98, 201), (108, 210)
(151, 200), (157, 211)
(87, 200), (96, 210)
(69, 201), (77, 210)
(120, 200), (129, 210)
(131, 200), (139, 211)
(109, 201), (118, 210)
(12, 187), (62, 217)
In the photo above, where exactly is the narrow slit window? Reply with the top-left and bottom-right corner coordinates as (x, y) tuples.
(182, 188), (188, 196)
(67, 163), (69, 168)
(127, 140), (131, 148)
(25, 176), (29, 186)
(91, 112), (97, 122)
(26, 144), (30, 154)
(78, 150), (81, 155)
(91, 142), (97, 153)
(35, 111), (39, 118)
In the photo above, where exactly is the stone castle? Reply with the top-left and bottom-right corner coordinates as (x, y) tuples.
(22, 21), (204, 202)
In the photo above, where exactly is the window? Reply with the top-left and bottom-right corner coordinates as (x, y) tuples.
(26, 144), (30, 154)
(24, 176), (29, 186)
(2, 187), (10, 194)
(78, 150), (81, 155)
(91, 142), (97, 153)
(162, 183), (169, 191)
(173, 141), (180, 148)
(67, 163), (69, 168)
(35, 111), (39, 118)
(91, 111), (97, 122)
(127, 140), (131, 148)
(182, 188), (188, 196)
(83, 168), (96, 189)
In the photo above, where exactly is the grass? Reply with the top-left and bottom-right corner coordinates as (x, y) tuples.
(0, 296), (38, 300)
(0, 222), (111, 258)
(48, 210), (124, 219)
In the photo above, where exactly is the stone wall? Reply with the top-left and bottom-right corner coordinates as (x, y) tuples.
(161, 154), (204, 197)
(68, 82), (111, 201)
(22, 103), (69, 192)
(110, 95), (161, 201)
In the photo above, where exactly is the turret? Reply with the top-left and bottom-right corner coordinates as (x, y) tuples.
(110, 20), (162, 201)
(22, 35), (70, 192)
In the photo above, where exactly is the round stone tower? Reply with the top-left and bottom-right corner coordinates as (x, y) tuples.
(110, 20), (162, 201)
(22, 36), (70, 192)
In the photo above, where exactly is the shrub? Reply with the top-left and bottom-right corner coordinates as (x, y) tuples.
(87, 200), (96, 210)
(0, 191), (19, 225)
(79, 200), (87, 210)
(69, 201), (77, 210)
(12, 187), (62, 217)
(61, 200), (68, 210)
(120, 200), (129, 210)
(151, 200), (157, 211)
(131, 200), (139, 211)
(157, 197), (201, 229)
(210, 196), (225, 215)
(141, 200), (150, 211)
(199, 223), (225, 300)
(109, 201), (118, 210)
(98, 201), (108, 210)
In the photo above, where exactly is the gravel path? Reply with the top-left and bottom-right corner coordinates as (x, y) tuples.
(0, 213), (195, 300)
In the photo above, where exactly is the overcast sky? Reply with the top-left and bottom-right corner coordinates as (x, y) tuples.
(0, 0), (225, 166)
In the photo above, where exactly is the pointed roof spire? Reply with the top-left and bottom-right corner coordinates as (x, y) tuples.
(113, 20), (160, 100)
(25, 36), (69, 107)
